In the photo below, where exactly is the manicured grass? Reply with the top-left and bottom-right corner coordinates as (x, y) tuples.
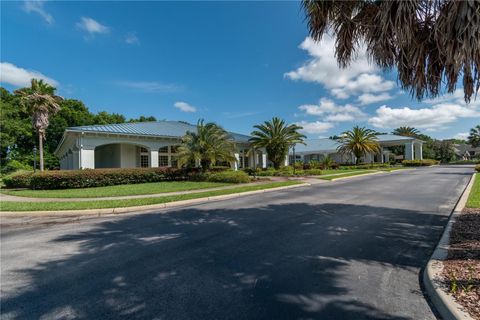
(0, 181), (302, 211)
(320, 169), (361, 175)
(318, 170), (377, 180)
(1, 181), (231, 198)
(466, 173), (480, 208)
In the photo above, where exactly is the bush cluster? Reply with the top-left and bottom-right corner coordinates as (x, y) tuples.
(3, 167), (252, 189)
(475, 164), (480, 172)
(402, 159), (439, 166)
(339, 163), (391, 170)
(449, 159), (480, 165)
(242, 167), (324, 177)
(4, 167), (188, 190)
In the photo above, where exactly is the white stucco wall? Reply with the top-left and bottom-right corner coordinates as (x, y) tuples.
(120, 144), (137, 168)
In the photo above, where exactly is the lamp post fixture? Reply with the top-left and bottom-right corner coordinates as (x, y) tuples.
(292, 144), (296, 175)
(33, 146), (37, 172)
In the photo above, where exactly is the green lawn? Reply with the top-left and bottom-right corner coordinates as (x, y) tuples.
(318, 170), (377, 180)
(466, 173), (480, 208)
(0, 181), (302, 211)
(1, 181), (232, 198)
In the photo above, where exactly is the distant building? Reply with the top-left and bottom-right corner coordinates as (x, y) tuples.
(289, 135), (424, 165)
(453, 144), (480, 160)
(55, 121), (267, 170)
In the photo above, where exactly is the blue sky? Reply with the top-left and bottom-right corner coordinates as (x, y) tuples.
(1, 1), (478, 139)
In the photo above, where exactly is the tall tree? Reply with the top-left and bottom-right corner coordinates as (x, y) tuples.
(338, 126), (380, 165)
(14, 79), (63, 171)
(177, 119), (236, 171)
(302, 0), (480, 102)
(392, 127), (420, 137)
(468, 125), (480, 147)
(249, 117), (306, 169)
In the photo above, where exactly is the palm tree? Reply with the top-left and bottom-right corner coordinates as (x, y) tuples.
(392, 127), (420, 138)
(15, 79), (63, 171)
(249, 117), (306, 169)
(338, 126), (380, 165)
(468, 125), (480, 147)
(177, 119), (236, 171)
(302, 0), (479, 103)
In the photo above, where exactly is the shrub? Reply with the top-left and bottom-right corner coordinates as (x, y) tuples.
(1, 160), (33, 175)
(206, 170), (250, 183)
(402, 159), (439, 167)
(449, 160), (480, 164)
(304, 169), (323, 175)
(210, 166), (231, 172)
(2, 170), (34, 188)
(255, 168), (276, 176)
(475, 164), (480, 172)
(5, 167), (187, 190)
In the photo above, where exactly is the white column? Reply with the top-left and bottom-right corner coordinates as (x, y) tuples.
(405, 143), (414, 160)
(414, 143), (423, 160)
(384, 150), (390, 163)
(284, 155), (289, 166)
(262, 153), (267, 168)
(150, 150), (159, 168)
(79, 147), (95, 169)
(379, 146), (384, 163)
(232, 153), (239, 171)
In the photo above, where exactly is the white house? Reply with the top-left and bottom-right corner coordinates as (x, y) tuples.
(55, 121), (267, 170)
(288, 134), (424, 164)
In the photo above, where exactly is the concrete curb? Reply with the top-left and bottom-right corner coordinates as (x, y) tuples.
(423, 173), (476, 320)
(327, 171), (385, 181)
(0, 183), (310, 217)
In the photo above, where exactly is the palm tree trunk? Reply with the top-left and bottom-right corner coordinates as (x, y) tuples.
(39, 132), (44, 171)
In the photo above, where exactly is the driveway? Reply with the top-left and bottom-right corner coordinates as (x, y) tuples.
(0, 166), (473, 320)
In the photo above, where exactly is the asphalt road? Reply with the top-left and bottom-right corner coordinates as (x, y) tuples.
(0, 165), (474, 320)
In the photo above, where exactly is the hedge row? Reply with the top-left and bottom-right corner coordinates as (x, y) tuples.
(2, 167), (252, 189)
(476, 164), (480, 172)
(402, 159), (439, 166)
(243, 167), (324, 177)
(3, 167), (191, 190)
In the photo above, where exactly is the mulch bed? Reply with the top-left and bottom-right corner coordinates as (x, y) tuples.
(442, 208), (480, 319)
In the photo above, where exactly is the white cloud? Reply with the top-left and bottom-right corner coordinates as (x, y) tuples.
(298, 98), (367, 122)
(454, 132), (469, 140)
(296, 121), (334, 134)
(285, 35), (394, 99)
(116, 81), (180, 93)
(357, 92), (393, 105)
(23, 1), (53, 24)
(174, 101), (197, 113)
(76, 17), (109, 35)
(424, 89), (480, 108)
(369, 103), (479, 130)
(0, 62), (58, 87)
(124, 32), (139, 45)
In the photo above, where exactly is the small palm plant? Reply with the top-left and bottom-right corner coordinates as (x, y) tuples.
(15, 79), (63, 171)
(177, 119), (236, 171)
(249, 117), (306, 169)
(338, 126), (380, 165)
(321, 155), (334, 169)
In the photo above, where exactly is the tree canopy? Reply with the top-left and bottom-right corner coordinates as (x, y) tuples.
(0, 86), (157, 171)
(302, 0), (480, 102)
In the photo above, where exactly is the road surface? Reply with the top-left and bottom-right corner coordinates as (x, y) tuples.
(0, 165), (473, 320)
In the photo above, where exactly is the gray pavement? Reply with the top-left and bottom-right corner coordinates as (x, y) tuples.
(0, 165), (474, 320)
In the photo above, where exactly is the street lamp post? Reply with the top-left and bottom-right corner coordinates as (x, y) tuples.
(292, 144), (296, 175)
(33, 146), (37, 173)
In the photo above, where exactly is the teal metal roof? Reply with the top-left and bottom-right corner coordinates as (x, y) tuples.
(67, 121), (251, 143)
(294, 134), (416, 153)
